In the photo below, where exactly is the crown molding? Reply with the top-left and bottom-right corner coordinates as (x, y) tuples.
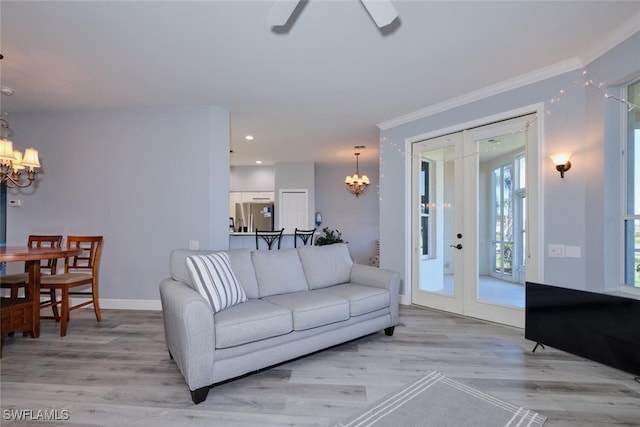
(379, 14), (640, 131)
(378, 58), (583, 130)
(580, 12), (640, 66)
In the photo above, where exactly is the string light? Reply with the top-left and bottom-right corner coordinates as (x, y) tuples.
(575, 69), (638, 112)
(382, 66), (638, 161)
(378, 66), (639, 208)
(579, 69), (638, 112)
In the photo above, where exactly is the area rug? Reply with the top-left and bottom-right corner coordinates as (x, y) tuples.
(337, 371), (547, 427)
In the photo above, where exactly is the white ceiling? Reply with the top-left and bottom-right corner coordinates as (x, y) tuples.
(1, 1), (639, 166)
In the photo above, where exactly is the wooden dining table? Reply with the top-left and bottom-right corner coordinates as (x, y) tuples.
(0, 246), (82, 356)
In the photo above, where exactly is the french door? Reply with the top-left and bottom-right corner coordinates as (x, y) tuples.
(412, 132), (467, 314)
(411, 113), (539, 328)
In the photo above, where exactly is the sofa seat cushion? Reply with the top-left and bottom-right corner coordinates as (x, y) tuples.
(262, 291), (350, 331)
(252, 248), (309, 297)
(214, 300), (293, 349)
(315, 284), (390, 316)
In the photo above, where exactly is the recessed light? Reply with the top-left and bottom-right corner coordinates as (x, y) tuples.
(245, 135), (254, 141)
(255, 160), (262, 164)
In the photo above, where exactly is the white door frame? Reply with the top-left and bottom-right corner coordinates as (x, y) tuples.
(404, 104), (544, 327)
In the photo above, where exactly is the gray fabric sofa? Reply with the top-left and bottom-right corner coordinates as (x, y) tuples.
(159, 243), (400, 404)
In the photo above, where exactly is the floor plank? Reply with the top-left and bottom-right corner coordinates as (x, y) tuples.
(1, 306), (638, 426)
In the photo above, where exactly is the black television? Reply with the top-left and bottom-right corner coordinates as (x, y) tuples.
(525, 282), (640, 376)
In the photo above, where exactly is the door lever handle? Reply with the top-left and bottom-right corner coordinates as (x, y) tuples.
(450, 244), (463, 250)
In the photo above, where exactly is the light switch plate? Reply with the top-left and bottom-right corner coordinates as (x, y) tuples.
(565, 245), (581, 258)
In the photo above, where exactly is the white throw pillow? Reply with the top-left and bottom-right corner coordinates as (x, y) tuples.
(186, 252), (247, 313)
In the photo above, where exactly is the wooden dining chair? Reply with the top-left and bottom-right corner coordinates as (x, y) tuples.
(0, 235), (63, 300)
(0, 235), (63, 337)
(294, 228), (316, 248)
(255, 228), (285, 250)
(39, 235), (104, 337)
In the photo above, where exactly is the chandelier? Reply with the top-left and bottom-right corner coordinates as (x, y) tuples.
(0, 114), (41, 188)
(345, 150), (370, 197)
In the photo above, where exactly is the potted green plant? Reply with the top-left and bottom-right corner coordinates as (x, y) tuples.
(315, 227), (345, 246)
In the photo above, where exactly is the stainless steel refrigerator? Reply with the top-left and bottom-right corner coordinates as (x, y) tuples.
(235, 202), (274, 232)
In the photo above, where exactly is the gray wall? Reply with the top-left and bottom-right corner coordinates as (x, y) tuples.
(315, 161), (379, 265)
(230, 165), (275, 192)
(5, 106), (230, 307)
(379, 31), (640, 295)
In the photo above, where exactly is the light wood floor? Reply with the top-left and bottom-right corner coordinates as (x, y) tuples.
(1, 306), (638, 426)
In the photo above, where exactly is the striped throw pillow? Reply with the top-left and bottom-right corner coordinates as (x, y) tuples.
(185, 252), (247, 313)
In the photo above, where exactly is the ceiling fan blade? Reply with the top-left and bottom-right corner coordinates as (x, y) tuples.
(360, 0), (398, 28)
(266, 0), (302, 27)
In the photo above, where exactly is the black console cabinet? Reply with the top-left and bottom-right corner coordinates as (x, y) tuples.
(525, 282), (640, 376)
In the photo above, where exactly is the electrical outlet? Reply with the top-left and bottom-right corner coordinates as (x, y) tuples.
(188, 240), (199, 250)
(548, 244), (565, 258)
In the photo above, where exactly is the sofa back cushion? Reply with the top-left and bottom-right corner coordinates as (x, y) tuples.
(297, 243), (353, 289)
(170, 248), (259, 299)
(226, 249), (259, 299)
(251, 248), (309, 297)
(170, 249), (213, 286)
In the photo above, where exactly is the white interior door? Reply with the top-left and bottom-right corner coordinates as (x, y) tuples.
(278, 189), (308, 233)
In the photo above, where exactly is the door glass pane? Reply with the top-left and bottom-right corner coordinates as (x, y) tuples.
(519, 193), (527, 269)
(518, 156), (526, 189)
(503, 165), (513, 277)
(626, 80), (640, 216)
(491, 164), (514, 278)
(494, 168), (501, 242)
(418, 145), (456, 296)
(624, 219), (640, 287)
(478, 132), (526, 308)
(624, 80), (640, 288)
(420, 161), (430, 256)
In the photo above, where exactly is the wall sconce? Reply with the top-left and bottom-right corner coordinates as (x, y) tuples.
(549, 152), (572, 178)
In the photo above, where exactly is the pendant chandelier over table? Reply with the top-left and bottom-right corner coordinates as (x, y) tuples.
(0, 53), (40, 188)
(0, 113), (41, 188)
(345, 147), (370, 198)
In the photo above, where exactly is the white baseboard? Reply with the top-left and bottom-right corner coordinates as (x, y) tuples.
(63, 298), (162, 311)
(399, 294), (411, 305)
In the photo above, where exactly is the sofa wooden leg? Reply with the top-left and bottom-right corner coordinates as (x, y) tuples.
(384, 326), (395, 336)
(190, 386), (210, 404)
